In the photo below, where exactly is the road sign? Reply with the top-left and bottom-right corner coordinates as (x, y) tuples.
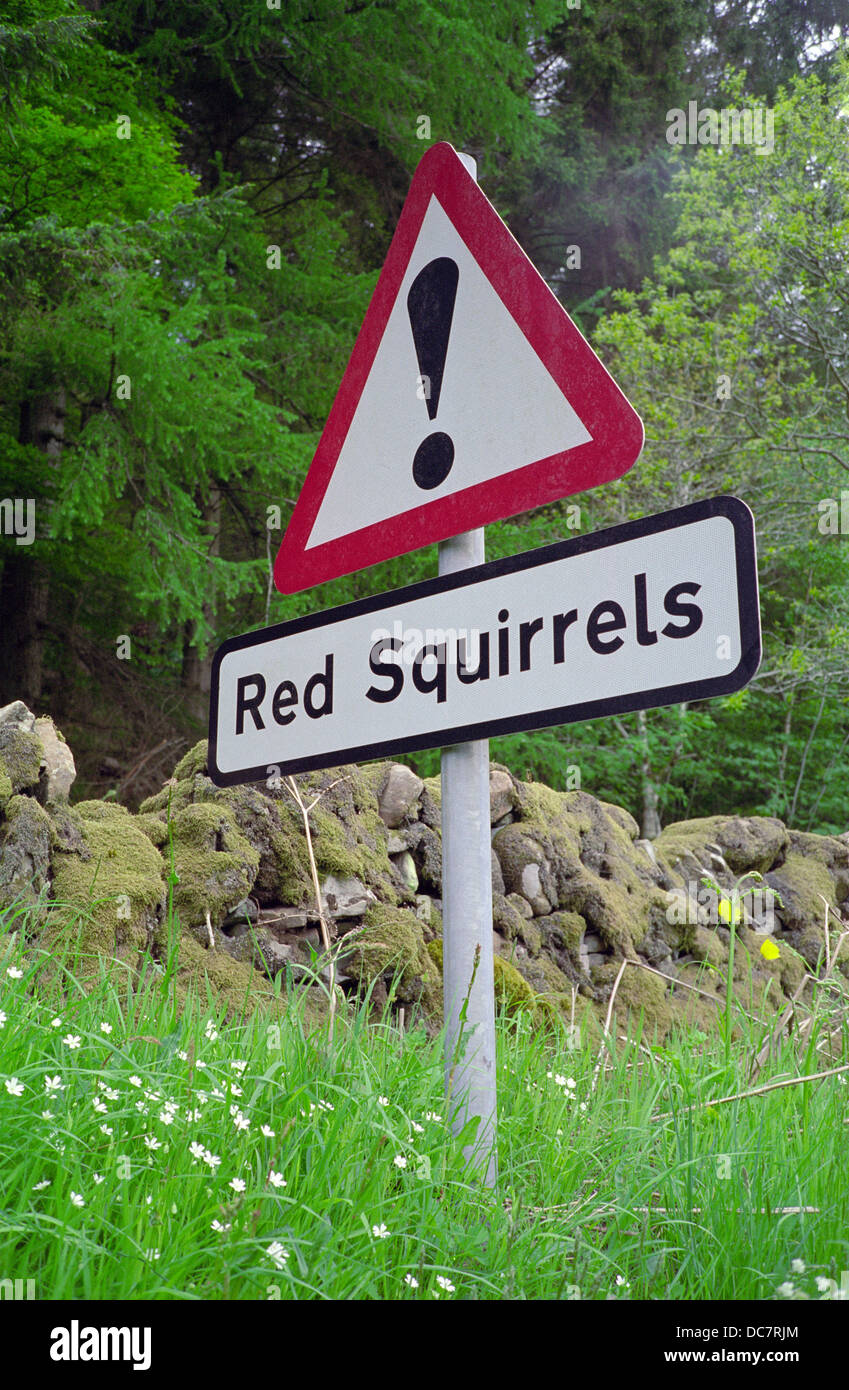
(273, 141), (644, 595)
(212, 496), (760, 784)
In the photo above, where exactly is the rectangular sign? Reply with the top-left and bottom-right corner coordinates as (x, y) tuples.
(209, 496), (760, 786)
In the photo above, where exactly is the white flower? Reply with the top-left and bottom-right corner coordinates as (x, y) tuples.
(100, 1022), (112, 1035)
(177, 1050), (188, 1062)
(144, 1248), (160, 1261)
(393, 1155), (407, 1169)
(777, 1281), (795, 1297)
(211, 1219), (231, 1233)
(189, 1141), (206, 1161)
(204, 1023), (219, 1042)
(791, 1259), (806, 1275)
(4, 1076), (24, 1096)
(0, 1010), (6, 1027)
(50, 1017), (63, 1028)
(404, 1273), (419, 1289)
(268, 1172), (287, 1189)
(372, 1223), (390, 1239)
(62, 1035), (81, 1050)
(261, 1124), (275, 1138)
(197, 1091), (209, 1105)
(185, 1108), (203, 1123)
(195, 1060), (207, 1070)
(158, 1110), (174, 1126)
(32, 1179), (51, 1191)
(99, 1123), (113, 1136)
(377, 1095), (389, 1107)
(615, 1275), (630, 1288)
(92, 1099), (108, 1114)
(232, 1111), (250, 1132)
(230, 1060), (248, 1074)
(41, 1109), (54, 1120)
(436, 1275), (455, 1293)
(410, 1121), (424, 1134)
(230, 1083), (242, 1097)
(135, 1101), (147, 1113)
(143, 1135), (162, 1151)
(93, 1173), (105, 1185)
(103, 1086), (119, 1101)
(70, 1191), (85, 1208)
(6, 966), (23, 979)
(816, 1276), (835, 1293)
(424, 1112), (442, 1122)
(203, 1150), (221, 1170)
(128, 1075), (142, 1087)
(229, 1177), (246, 1193)
(267, 1241), (289, 1269)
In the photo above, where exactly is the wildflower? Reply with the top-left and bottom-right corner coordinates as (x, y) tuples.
(210, 1088), (227, 1102)
(267, 1241), (289, 1269)
(404, 1274), (419, 1289)
(232, 1111), (250, 1132)
(791, 1259), (806, 1275)
(393, 1155), (408, 1169)
(103, 1086), (119, 1102)
(70, 1192), (85, 1208)
(0, 1010), (6, 1027)
(230, 1083), (242, 1096)
(6, 966), (23, 979)
(128, 1076), (142, 1088)
(197, 1091), (209, 1105)
(268, 1172), (287, 1189)
(777, 1282), (795, 1297)
(4, 1077), (24, 1096)
(229, 1177), (246, 1193)
(410, 1121), (424, 1134)
(816, 1276), (834, 1294)
(177, 1050), (188, 1061)
(424, 1112), (442, 1122)
(93, 1173), (105, 1185)
(135, 1101), (147, 1114)
(100, 1022), (113, 1035)
(436, 1276), (455, 1293)
(41, 1110), (54, 1120)
(186, 1108), (203, 1123)
(231, 1060), (248, 1074)
(50, 1017), (62, 1028)
(204, 1023), (218, 1042)
(62, 1035), (81, 1050)
(99, 1124), (113, 1136)
(211, 1220), (231, 1233)
(261, 1124), (275, 1138)
(615, 1275), (630, 1289)
(377, 1095), (389, 1107)
(203, 1150), (221, 1170)
(93, 1099), (108, 1114)
(144, 1249), (160, 1261)
(195, 1060), (207, 1070)
(33, 1179), (51, 1191)
(372, 1223), (390, 1239)
(158, 1110), (175, 1126)
(143, 1135), (162, 1151)
(189, 1142), (205, 1162)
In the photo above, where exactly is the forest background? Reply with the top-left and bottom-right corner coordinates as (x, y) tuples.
(2, 0), (849, 837)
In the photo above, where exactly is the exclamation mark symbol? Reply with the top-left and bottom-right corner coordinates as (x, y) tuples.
(407, 256), (459, 489)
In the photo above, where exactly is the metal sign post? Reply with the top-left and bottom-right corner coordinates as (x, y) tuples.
(439, 525), (497, 1187)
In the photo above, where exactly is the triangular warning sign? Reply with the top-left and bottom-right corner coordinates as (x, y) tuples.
(274, 142), (643, 595)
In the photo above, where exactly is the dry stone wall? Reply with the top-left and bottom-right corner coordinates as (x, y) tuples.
(1, 699), (848, 1038)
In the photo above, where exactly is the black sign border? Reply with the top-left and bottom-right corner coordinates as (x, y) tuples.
(208, 495), (761, 786)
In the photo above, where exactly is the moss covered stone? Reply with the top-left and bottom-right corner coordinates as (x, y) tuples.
(0, 761), (13, 814)
(0, 793), (54, 920)
(168, 802), (259, 930)
(347, 902), (441, 1015)
(0, 727), (43, 794)
(42, 801), (166, 986)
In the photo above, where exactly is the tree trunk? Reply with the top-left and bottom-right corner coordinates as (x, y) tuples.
(637, 707), (662, 839)
(181, 486), (221, 724)
(0, 390), (65, 706)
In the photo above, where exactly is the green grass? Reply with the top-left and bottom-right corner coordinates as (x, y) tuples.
(0, 913), (847, 1302)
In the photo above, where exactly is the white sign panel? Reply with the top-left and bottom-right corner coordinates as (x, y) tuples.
(210, 497), (760, 785)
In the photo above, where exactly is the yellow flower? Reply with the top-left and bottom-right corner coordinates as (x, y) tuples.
(760, 938), (780, 960)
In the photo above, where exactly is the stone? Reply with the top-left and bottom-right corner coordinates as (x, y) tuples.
(33, 716), (76, 804)
(491, 849), (505, 897)
(489, 767), (515, 822)
(377, 764), (423, 828)
(0, 701), (35, 733)
(506, 891), (533, 919)
(404, 822), (442, 893)
(386, 833), (406, 854)
(391, 850), (419, 894)
(258, 906), (309, 932)
(0, 723), (43, 795)
(520, 861), (552, 916)
(0, 794), (53, 921)
(320, 873), (376, 919)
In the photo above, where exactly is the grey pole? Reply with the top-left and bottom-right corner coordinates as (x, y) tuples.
(438, 151), (497, 1188)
